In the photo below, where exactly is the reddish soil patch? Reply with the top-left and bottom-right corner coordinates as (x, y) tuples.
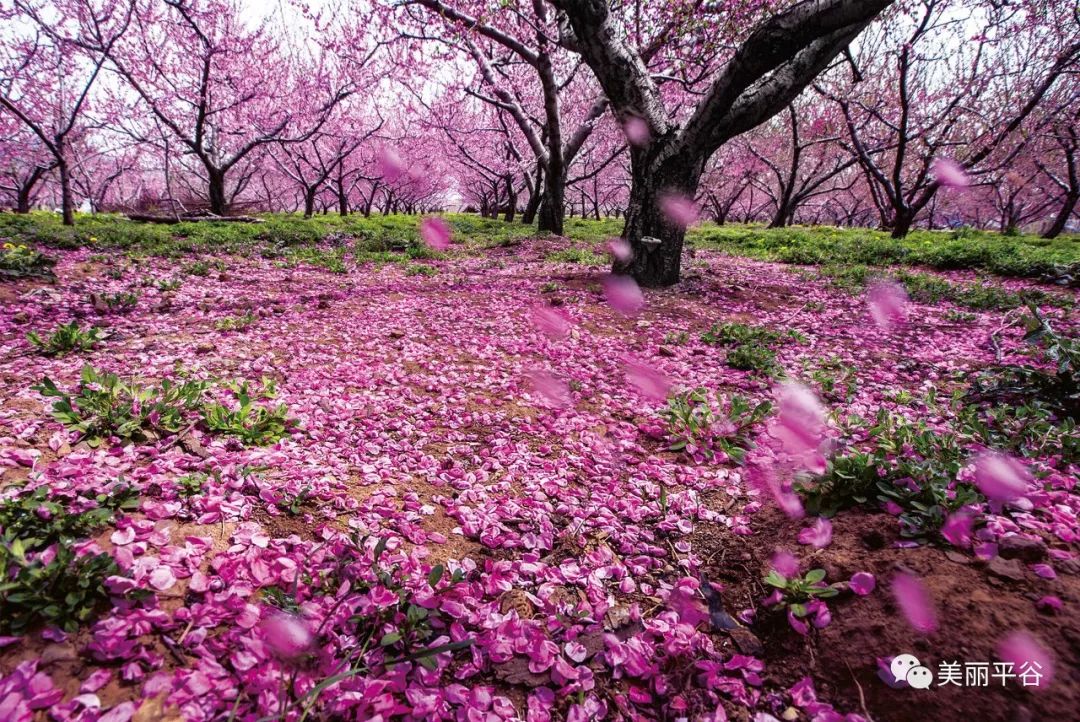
(694, 507), (1080, 722)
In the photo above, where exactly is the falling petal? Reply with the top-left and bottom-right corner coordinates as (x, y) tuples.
(891, 572), (937, 633)
(773, 382), (827, 458)
(419, 217), (452, 251)
(607, 238), (633, 263)
(770, 549), (800, 578)
(603, 274), (644, 316)
(531, 305), (570, 341)
(932, 158), (969, 189)
(622, 116), (651, 147)
(377, 147), (405, 182)
(973, 452), (1030, 501)
(658, 193), (699, 228)
(867, 280), (909, 332)
(940, 511), (973, 548)
(797, 517), (833, 549)
(260, 612), (313, 658)
(849, 572), (876, 596)
(527, 370), (571, 409)
(997, 631), (1054, 690)
(623, 358), (670, 401)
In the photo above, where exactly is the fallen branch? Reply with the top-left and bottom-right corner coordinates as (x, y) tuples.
(126, 213), (262, 224)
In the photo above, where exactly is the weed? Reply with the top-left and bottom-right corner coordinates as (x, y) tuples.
(215, 311), (257, 332)
(27, 322), (103, 356)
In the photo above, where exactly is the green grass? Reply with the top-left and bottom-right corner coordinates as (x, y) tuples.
(2, 212), (1077, 281)
(691, 223), (1080, 280)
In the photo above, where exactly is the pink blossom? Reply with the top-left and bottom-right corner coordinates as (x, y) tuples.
(866, 280), (909, 332)
(623, 358), (670, 402)
(602, 274), (644, 316)
(658, 192), (699, 228)
(530, 305), (570, 341)
(419, 217), (452, 251)
(607, 238), (633, 263)
(891, 572), (937, 633)
(996, 631), (1054, 690)
(622, 116), (651, 147)
(932, 158), (969, 189)
(849, 572), (876, 596)
(527, 370), (572, 409)
(259, 612), (313, 658)
(973, 452), (1030, 501)
(797, 517), (832, 548)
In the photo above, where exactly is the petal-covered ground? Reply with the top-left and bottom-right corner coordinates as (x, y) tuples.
(1, 236), (1078, 722)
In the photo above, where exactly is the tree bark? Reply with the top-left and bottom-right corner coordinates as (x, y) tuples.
(57, 155), (75, 226)
(522, 165), (544, 224)
(303, 189), (317, 219)
(537, 164), (565, 233)
(1043, 191), (1078, 239)
(617, 152), (704, 287)
(504, 175), (517, 223)
(207, 169), (228, 216)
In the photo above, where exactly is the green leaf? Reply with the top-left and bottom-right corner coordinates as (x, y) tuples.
(804, 569), (826, 584)
(427, 565), (444, 589)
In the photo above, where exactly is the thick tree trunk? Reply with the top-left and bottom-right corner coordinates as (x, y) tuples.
(537, 166), (565, 234)
(57, 159), (75, 226)
(617, 154), (704, 287)
(891, 210), (915, 238)
(208, 170), (228, 216)
(504, 175), (517, 223)
(522, 166), (543, 225)
(303, 190), (317, 219)
(1043, 191), (1078, 239)
(16, 187), (32, 214)
(769, 202), (792, 229)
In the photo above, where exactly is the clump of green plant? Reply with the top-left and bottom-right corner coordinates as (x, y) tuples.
(796, 410), (982, 540)
(35, 367), (293, 448)
(701, 322), (801, 375)
(802, 356), (858, 402)
(202, 378), (293, 445)
(405, 264), (438, 277)
(0, 241), (56, 280)
(277, 486), (314, 516)
(185, 260), (210, 277)
(95, 290), (139, 312)
(156, 278), (182, 292)
(34, 366), (209, 446)
(664, 331), (690, 345)
(540, 281), (560, 293)
(969, 303), (1079, 420)
(726, 344), (779, 374)
(546, 247), (606, 265)
(663, 388), (772, 463)
(286, 246), (347, 273)
(215, 311), (257, 331)
(27, 322), (103, 356)
(763, 568), (841, 633)
(0, 484), (138, 633)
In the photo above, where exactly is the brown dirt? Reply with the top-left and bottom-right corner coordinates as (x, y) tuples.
(692, 506), (1080, 722)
